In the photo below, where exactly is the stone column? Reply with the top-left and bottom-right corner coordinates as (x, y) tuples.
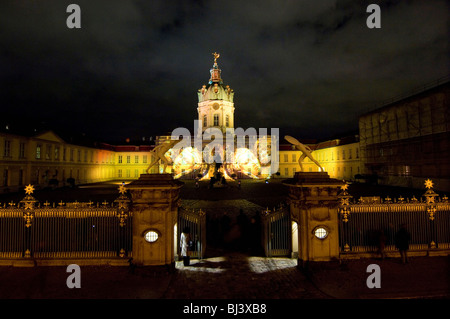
(283, 172), (344, 267)
(127, 174), (184, 267)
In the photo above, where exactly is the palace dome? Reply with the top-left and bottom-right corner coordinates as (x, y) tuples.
(197, 53), (234, 103)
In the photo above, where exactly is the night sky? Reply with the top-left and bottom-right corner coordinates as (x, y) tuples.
(1, 0), (448, 144)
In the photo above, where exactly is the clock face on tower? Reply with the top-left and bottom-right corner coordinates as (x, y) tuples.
(213, 103), (220, 110)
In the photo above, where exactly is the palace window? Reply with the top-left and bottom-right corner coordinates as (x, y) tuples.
(118, 155), (123, 164)
(19, 142), (26, 159)
(3, 169), (8, 186)
(314, 227), (328, 239)
(144, 230), (159, 243)
(54, 146), (60, 161)
(214, 114), (219, 126)
(127, 155), (131, 164)
(226, 115), (230, 127)
(284, 154), (288, 162)
(135, 155), (139, 164)
(36, 144), (42, 159)
(46, 145), (51, 160)
(292, 154), (296, 162)
(3, 140), (11, 157)
(118, 169), (122, 178)
(285, 168), (289, 176)
(203, 115), (207, 127)
(143, 155), (148, 164)
(356, 148), (359, 158)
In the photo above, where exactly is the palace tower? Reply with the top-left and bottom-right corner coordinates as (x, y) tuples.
(197, 52), (235, 134)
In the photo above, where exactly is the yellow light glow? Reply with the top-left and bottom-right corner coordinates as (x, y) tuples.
(233, 148), (261, 178)
(172, 147), (203, 178)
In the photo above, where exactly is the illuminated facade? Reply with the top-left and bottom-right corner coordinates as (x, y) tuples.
(0, 129), (156, 193)
(0, 54), (363, 192)
(2, 55), (446, 192)
(276, 136), (362, 181)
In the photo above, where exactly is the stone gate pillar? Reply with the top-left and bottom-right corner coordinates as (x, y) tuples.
(283, 172), (344, 267)
(127, 174), (184, 267)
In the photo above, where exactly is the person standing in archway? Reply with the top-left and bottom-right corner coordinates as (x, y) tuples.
(180, 227), (191, 266)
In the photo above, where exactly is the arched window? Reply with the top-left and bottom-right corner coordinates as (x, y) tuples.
(203, 115), (207, 127)
(214, 114), (219, 126)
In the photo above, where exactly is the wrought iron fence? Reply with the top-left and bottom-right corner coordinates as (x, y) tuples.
(338, 180), (450, 254)
(0, 185), (132, 260)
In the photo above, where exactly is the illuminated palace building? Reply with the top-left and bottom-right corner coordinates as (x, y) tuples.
(0, 56), (449, 192)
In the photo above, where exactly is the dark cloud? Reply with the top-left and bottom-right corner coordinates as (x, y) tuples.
(0, 0), (448, 143)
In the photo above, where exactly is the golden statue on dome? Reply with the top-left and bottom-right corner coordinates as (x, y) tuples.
(212, 52), (220, 63)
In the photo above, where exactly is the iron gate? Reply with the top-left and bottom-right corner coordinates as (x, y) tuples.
(177, 207), (206, 259)
(262, 207), (291, 257)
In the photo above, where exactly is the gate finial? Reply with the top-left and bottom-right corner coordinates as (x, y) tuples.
(25, 184), (34, 195)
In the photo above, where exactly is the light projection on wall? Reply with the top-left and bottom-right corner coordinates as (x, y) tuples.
(231, 147), (261, 178)
(172, 147), (203, 179)
(162, 143), (272, 180)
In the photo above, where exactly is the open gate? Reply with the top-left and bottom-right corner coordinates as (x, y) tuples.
(262, 207), (291, 257)
(177, 207), (206, 259)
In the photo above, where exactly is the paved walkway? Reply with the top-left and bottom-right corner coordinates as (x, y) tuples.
(163, 252), (328, 299)
(0, 252), (448, 299)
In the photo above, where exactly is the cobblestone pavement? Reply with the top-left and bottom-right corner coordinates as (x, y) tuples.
(163, 252), (330, 299)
